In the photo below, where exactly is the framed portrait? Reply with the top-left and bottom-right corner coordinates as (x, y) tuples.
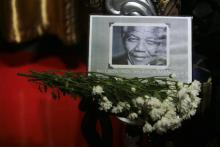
(88, 15), (192, 83)
(109, 23), (169, 69)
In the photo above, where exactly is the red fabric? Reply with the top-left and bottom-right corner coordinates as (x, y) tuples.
(0, 50), (123, 147)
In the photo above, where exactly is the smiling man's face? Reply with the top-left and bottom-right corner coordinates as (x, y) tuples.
(123, 26), (166, 65)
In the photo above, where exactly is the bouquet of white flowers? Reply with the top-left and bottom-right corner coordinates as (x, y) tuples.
(18, 71), (201, 134)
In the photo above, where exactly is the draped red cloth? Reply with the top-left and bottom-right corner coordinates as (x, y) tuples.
(0, 49), (123, 147)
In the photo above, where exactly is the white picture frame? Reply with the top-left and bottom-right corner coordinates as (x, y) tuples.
(88, 15), (192, 83)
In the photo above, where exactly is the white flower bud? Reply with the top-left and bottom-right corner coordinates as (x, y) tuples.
(136, 97), (144, 106)
(144, 95), (150, 99)
(177, 82), (184, 88)
(128, 113), (138, 120)
(92, 85), (104, 95)
(143, 121), (153, 133)
(131, 87), (136, 92)
(102, 96), (108, 102)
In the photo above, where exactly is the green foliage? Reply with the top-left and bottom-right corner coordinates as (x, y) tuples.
(18, 71), (176, 102)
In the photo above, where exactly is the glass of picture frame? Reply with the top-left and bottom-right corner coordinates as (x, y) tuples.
(89, 15), (192, 83)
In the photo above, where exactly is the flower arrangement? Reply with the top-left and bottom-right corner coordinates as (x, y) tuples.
(18, 71), (201, 134)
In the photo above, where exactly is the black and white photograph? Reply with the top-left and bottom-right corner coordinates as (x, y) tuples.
(110, 23), (169, 68)
(89, 15), (192, 83)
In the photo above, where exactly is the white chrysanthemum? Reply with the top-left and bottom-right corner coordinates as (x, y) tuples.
(141, 79), (148, 83)
(182, 94), (191, 103)
(162, 99), (176, 111)
(118, 101), (127, 107)
(146, 97), (162, 108)
(164, 110), (177, 118)
(166, 90), (172, 95)
(114, 77), (123, 81)
(190, 80), (201, 91)
(178, 98), (190, 114)
(128, 113), (138, 120)
(190, 90), (200, 97)
(166, 81), (175, 85)
(166, 96), (174, 101)
(144, 95), (150, 99)
(99, 101), (112, 112)
(115, 101), (131, 110)
(177, 95), (200, 119)
(143, 121), (154, 133)
(92, 85), (104, 95)
(124, 102), (131, 110)
(188, 81), (201, 97)
(153, 113), (182, 134)
(169, 85), (176, 90)
(99, 96), (112, 112)
(131, 87), (136, 92)
(102, 96), (108, 102)
(111, 105), (123, 113)
(188, 109), (196, 116)
(138, 110), (142, 114)
(177, 82), (184, 88)
(133, 97), (144, 107)
(136, 97), (145, 106)
(177, 87), (188, 99)
(191, 97), (201, 108)
(166, 90), (177, 97)
(165, 113), (182, 130)
(153, 117), (169, 133)
(149, 107), (166, 121)
(111, 101), (129, 113)
(156, 80), (166, 85)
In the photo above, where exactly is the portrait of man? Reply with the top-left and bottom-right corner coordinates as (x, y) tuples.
(111, 25), (168, 66)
